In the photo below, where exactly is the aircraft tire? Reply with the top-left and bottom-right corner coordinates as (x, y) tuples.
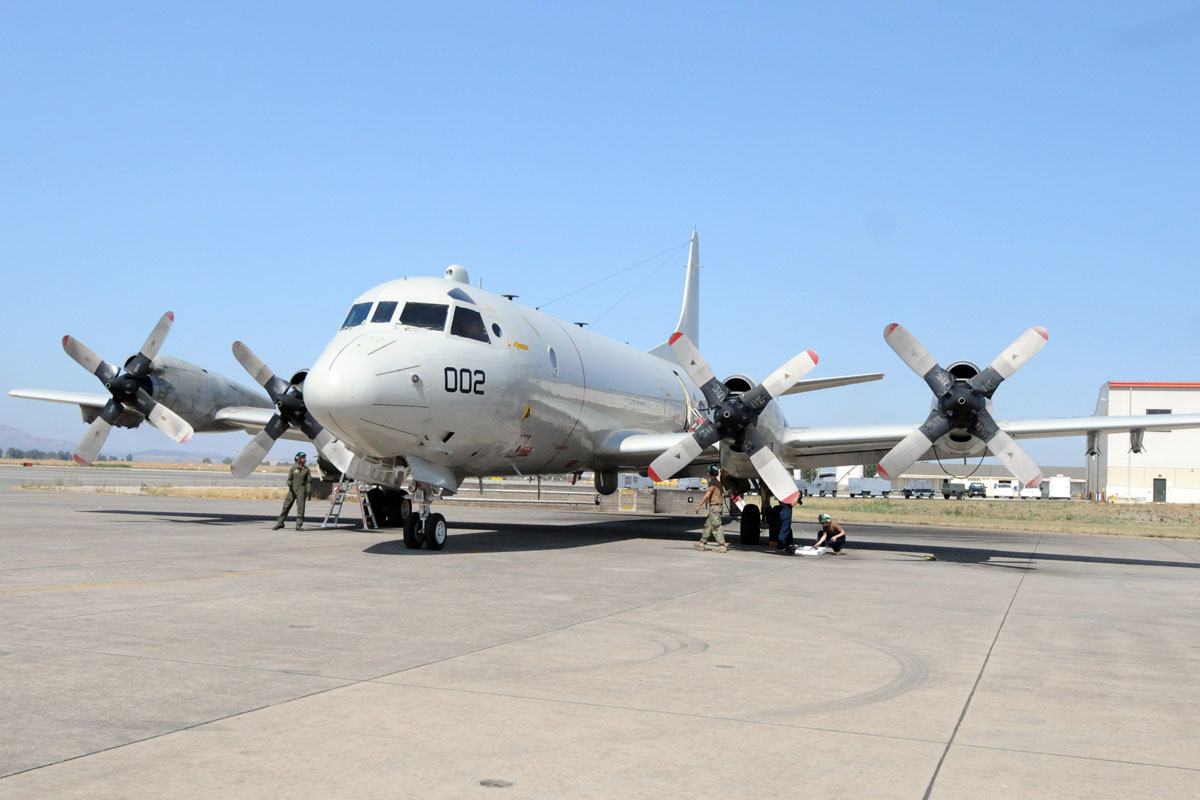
(424, 513), (447, 550)
(740, 505), (761, 546)
(403, 513), (423, 549)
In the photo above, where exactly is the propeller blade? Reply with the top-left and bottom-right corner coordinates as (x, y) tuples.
(970, 326), (1049, 397)
(132, 387), (193, 443)
(877, 410), (955, 480)
(231, 428), (280, 479)
(63, 336), (119, 384)
(740, 350), (820, 411)
(667, 332), (728, 407)
(232, 341), (290, 398)
(970, 410), (1043, 487)
(883, 324), (953, 396)
(73, 415), (114, 466)
(741, 425), (800, 504)
(311, 428), (354, 474)
(124, 311), (175, 377)
(647, 421), (720, 482)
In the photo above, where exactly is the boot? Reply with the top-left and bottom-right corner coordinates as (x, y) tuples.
(694, 542), (706, 551)
(715, 544), (727, 553)
(272, 522), (284, 530)
(295, 524), (304, 531)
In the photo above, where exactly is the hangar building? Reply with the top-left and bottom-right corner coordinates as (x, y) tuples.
(1086, 382), (1200, 503)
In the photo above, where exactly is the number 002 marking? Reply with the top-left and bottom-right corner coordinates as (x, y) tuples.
(444, 367), (486, 395)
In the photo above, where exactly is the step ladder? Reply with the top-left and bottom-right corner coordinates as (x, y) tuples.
(321, 478), (378, 530)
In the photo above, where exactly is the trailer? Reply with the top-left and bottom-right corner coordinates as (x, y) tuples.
(814, 478), (838, 497)
(848, 477), (892, 497)
(1047, 475), (1071, 500)
(902, 479), (934, 499)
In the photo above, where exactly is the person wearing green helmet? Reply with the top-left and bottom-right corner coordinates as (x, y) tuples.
(273, 451), (312, 531)
(694, 465), (728, 553)
(811, 513), (846, 554)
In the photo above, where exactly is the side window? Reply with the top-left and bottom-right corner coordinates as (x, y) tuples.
(371, 301), (398, 323)
(398, 302), (449, 331)
(341, 302), (372, 329)
(450, 307), (490, 343)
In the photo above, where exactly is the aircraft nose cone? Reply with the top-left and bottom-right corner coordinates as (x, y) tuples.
(303, 334), (431, 454)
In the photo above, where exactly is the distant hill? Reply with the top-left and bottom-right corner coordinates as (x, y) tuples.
(0, 424), (77, 453)
(0, 424), (231, 463)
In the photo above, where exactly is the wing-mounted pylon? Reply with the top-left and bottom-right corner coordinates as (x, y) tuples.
(229, 342), (354, 477)
(647, 333), (817, 503)
(878, 323), (1047, 486)
(61, 312), (194, 464)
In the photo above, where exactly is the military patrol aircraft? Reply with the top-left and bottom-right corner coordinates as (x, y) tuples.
(12, 231), (1200, 550)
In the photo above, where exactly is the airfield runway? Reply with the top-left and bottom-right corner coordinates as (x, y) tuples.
(1, 469), (1198, 798)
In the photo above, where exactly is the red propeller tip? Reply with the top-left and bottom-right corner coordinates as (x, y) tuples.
(166, 311), (175, 321)
(876, 465), (890, 479)
(1026, 474), (1043, 488)
(807, 349), (818, 365)
(1034, 326), (1048, 340)
(73, 454), (89, 466)
(62, 335), (71, 347)
(668, 332), (683, 345)
(647, 468), (661, 482)
(782, 492), (800, 505)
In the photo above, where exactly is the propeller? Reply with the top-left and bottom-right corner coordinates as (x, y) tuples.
(62, 312), (194, 465)
(877, 323), (1048, 487)
(647, 333), (818, 503)
(230, 342), (353, 478)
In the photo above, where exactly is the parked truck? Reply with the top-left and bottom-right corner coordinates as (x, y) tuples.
(848, 477), (892, 497)
(902, 479), (934, 499)
(992, 480), (1016, 499)
(814, 477), (838, 497)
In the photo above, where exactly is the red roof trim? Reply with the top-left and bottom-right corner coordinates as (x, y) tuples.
(1108, 382), (1200, 389)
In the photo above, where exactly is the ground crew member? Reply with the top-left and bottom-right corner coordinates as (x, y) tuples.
(695, 465), (728, 553)
(775, 497), (797, 553)
(274, 452), (312, 530)
(812, 513), (846, 554)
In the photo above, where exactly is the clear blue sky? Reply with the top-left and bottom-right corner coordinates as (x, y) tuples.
(3, 2), (1197, 466)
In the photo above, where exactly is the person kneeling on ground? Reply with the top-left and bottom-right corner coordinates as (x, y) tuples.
(695, 465), (728, 553)
(812, 513), (846, 554)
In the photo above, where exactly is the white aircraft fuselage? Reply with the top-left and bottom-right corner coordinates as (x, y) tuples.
(302, 274), (782, 486)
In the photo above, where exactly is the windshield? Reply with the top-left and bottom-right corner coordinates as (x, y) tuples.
(398, 302), (449, 331)
(341, 302), (372, 329)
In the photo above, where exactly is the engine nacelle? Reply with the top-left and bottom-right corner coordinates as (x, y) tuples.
(721, 374), (755, 394)
(141, 355), (271, 432)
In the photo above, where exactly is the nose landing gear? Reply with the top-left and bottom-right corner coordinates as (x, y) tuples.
(402, 483), (448, 550)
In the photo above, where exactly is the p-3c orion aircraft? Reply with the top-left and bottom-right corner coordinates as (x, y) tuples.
(13, 231), (1200, 550)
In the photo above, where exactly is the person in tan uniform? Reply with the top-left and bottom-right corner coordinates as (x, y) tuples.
(695, 465), (728, 553)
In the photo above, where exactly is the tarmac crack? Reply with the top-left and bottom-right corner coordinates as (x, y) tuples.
(921, 532), (1044, 800)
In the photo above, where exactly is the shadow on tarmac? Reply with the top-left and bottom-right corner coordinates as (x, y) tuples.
(85, 508), (1199, 570)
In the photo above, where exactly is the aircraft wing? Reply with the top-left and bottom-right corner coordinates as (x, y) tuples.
(781, 413), (1200, 466)
(9, 388), (110, 411)
(213, 406), (311, 442)
(779, 373), (883, 396)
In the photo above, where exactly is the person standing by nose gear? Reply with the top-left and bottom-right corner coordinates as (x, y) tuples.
(775, 496), (798, 553)
(695, 465), (728, 553)
(274, 452), (312, 531)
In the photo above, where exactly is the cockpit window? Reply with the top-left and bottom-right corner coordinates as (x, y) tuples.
(371, 301), (398, 323)
(398, 302), (449, 331)
(450, 306), (490, 343)
(341, 302), (372, 329)
(447, 287), (475, 304)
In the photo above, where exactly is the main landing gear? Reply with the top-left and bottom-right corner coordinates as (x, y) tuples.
(402, 482), (447, 550)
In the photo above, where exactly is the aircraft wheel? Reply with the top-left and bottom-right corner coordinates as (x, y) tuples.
(403, 513), (423, 549)
(424, 513), (447, 551)
(740, 504), (761, 546)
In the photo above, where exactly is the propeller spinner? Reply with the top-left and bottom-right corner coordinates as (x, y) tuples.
(647, 333), (818, 504)
(62, 312), (194, 465)
(230, 342), (353, 478)
(877, 323), (1047, 487)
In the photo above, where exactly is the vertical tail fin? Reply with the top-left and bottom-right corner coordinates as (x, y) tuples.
(649, 230), (701, 360)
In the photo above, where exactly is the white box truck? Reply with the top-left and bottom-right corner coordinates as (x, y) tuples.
(1047, 475), (1071, 500)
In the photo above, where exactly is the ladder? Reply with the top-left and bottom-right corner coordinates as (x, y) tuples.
(321, 478), (378, 530)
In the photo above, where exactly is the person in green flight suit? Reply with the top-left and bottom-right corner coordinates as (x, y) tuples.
(274, 452), (312, 530)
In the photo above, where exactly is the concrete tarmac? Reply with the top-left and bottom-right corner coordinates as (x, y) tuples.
(1, 485), (1198, 798)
